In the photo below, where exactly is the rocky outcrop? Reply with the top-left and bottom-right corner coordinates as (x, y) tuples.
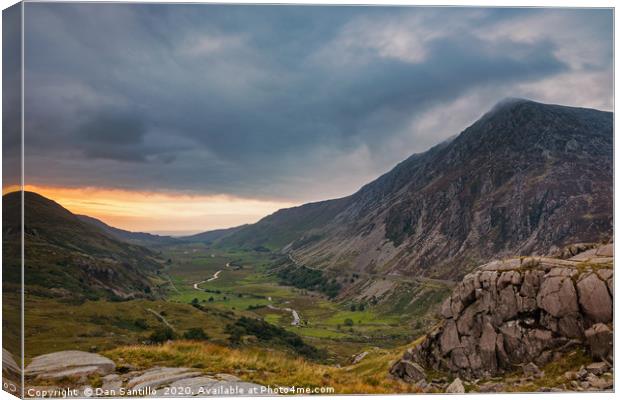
(392, 245), (613, 381)
(25, 351), (116, 380)
(24, 351), (266, 397)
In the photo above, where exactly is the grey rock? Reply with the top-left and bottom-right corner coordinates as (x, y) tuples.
(522, 362), (543, 378)
(536, 276), (578, 318)
(351, 351), (369, 364)
(445, 377), (465, 393)
(577, 367), (588, 379)
(585, 323), (613, 361)
(393, 244), (613, 381)
(3, 348), (20, 376)
(439, 321), (461, 355)
(390, 359), (426, 383)
(595, 244), (613, 257)
(25, 351), (115, 380)
(577, 273), (612, 323)
(479, 323), (498, 373)
(586, 362), (609, 375)
(126, 367), (202, 391)
(214, 373), (241, 382)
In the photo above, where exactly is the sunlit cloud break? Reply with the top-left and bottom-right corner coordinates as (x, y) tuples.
(24, 185), (298, 235)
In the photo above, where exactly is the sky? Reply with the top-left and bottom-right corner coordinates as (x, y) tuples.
(9, 4), (613, 234)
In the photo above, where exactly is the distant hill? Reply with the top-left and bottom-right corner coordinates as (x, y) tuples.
(3, 191), (164, 300)
(220, 99), (613, 285)
(181, 225), (247, 244)
(77, 214), (180, 247)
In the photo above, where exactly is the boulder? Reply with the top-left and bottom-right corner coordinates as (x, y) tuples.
(390, 359), (426, 383)
(25, 351), (115, 380)
(523, 362), (543, 378)
(351, 351), (369, 365)
(585, 362), (608, 375)
(445, 377), (465, 393)
(536, 276), (578, 318)
(126, 367), (202, 391)
(585, 323), (612, 361)
(479, 323), (498, 373)
(576, 273), (612, 323)
(439, 321), (461, 355)
(595, 244), (613, 257)
(3, 348), (20, 376)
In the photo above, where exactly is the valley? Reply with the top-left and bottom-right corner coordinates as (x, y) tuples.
(7, 99), (614, 395)
(160, 242), (438, 362)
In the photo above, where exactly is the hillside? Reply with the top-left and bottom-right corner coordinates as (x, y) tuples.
(220, 99), (612, 288)
(181, 225), (247, 244)
(3, 191), (164, 300)
(77, 214), (180, 247)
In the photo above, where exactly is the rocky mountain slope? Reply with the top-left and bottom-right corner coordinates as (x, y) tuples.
(390, 243), (613, 392)
(3, 191), (163, 300)
(220, 99), (612, 286)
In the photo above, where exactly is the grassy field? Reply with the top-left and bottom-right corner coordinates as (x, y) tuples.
(23, 296), (235, 360)
(160, 243), (443, 362)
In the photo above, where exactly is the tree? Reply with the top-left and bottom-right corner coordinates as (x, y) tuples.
(208, 296), (214, 302)
(350, 304), (357, 312)
(344, 318), (354, 326)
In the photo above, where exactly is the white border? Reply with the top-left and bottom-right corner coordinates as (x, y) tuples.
(0, 2), (616, 400)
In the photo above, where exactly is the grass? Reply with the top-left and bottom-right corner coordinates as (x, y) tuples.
(23, 296), (234, 360)
(103, 340), (422, 394)
(502, 348), (593, 392)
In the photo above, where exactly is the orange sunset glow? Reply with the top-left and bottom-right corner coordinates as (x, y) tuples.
(23, 185), (298, 235)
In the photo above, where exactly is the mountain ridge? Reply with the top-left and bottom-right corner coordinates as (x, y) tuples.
(218, 99), (613, 288)
(76, 214), (181, 247)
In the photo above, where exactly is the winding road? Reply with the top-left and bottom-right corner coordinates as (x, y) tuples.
(190, 260), (302, 326)
(193, 263), (230, 290)
(266, 304), (301, 326)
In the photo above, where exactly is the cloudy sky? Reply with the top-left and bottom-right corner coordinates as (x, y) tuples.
(16, 4), (613, 234)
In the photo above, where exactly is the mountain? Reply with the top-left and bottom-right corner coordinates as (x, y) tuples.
(77, 214), (180, 247)
(220, 99), (613, 285)
(181, 225), (247, 244)
(3, 191), (163, 300)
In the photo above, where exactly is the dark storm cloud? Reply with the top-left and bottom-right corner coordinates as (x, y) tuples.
(22, 4), (613, 201)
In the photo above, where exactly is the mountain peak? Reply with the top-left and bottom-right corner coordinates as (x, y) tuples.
(490, 96), (532, 111)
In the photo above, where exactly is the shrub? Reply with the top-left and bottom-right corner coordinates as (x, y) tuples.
(149, 327), (176, 343)
(225, 317), (324, 360)
(183, 327), (209, 341)
(134, 318), (149, 330)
